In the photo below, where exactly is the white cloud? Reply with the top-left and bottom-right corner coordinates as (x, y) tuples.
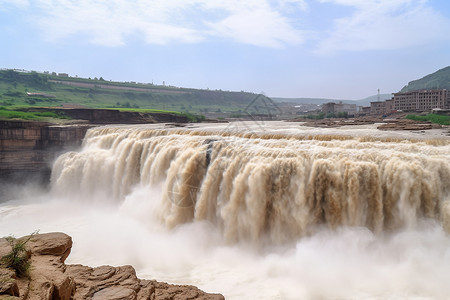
(277, 0), (309, 12)
(32, 0), (193, 46)
(4, 0), (447, 53)
(9, 0), (305, 48)
(0, 0), (29, 10)
(315, 0), (450, 54)
(207, 5), (304, 47)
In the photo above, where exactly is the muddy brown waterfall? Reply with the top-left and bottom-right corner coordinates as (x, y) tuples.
(51, 126), (450, 245)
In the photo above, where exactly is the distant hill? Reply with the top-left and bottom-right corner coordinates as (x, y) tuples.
(400, 66), (450, 92)
(272, 97), (352, 105)
(356, 94), (392, 106)
(0, 69), (261, 114)
(273, 93), (392, 107)
(1, 68), (403, 115)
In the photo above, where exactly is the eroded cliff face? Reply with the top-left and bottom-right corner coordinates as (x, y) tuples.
(0, 232), (224, 300)
(22, 108), (189, 124)
(0, 121), (93, 188)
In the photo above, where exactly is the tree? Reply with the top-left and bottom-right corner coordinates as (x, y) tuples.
(3, 69), (19, 82)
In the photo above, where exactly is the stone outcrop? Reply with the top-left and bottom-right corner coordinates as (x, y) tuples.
(297, 116), (382, 128)
(23, 108), (189, 124)
(377, 119), (441, 130)
(293, 116), (443, 131)
(0, 233), (224, 300)
(0, 121), (93, 189)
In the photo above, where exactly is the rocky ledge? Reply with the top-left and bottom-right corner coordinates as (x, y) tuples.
(0, 121), (94, 188)
(0, 233), (224, 300)
(376, 118), (442, 131)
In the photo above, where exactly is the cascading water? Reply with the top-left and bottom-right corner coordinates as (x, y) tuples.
(51, 126), (450, 244)
(3, 123), (450, 299)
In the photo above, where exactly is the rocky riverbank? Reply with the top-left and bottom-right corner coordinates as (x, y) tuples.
(0, 232), (224, 300)
(293, 115), (443, 130)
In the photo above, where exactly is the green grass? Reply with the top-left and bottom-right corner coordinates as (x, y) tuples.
(0, 107), (70, 121)
(406, 114), (450, 125)
(0, 69), (259, 114)
(303, 112), (325, 119)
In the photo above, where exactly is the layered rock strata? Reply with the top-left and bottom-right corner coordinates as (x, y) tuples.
(21, 108), (189, 124)
(0, 121), (92, 188)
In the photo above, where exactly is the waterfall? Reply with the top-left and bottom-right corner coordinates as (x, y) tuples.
(51, 126), (450, 245)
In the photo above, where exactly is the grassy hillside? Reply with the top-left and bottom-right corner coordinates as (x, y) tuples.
(401, 66), (450, 92)
(0, 69), (259, 114)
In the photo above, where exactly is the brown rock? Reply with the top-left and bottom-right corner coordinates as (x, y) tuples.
(65, 265), (140, 299)
(92, 286), (136, 300)
(0, 239), (12, 259)
(27, 232), (72, 261)
(26, 253), (75, 300)
(0, 269), (19, 297)
(1, 232), (224, 300)
(377, 120), (439, 131)
(297, 116), (383, 128)
(66, 264), (225, 300)
(151, 281), (225, 300)
(0, 120), (92, 191)
(377, 118), (442, 131)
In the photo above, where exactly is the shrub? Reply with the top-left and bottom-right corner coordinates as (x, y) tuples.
(0, 231), (38, 278)
(406, 114), (450, 125)
(305, 112), (325, 120)
(180, 112), (205, 122)
(337, 112), (348, 118)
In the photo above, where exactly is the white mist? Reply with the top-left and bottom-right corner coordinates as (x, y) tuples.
(2, 124), (450, 299)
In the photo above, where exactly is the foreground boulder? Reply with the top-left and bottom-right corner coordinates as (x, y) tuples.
(0, 232), (224, 300)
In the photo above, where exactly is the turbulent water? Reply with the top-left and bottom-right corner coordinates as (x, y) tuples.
(2, 123), (450, 299)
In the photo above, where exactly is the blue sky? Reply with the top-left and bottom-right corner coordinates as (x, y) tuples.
(0, 0), (449, 99)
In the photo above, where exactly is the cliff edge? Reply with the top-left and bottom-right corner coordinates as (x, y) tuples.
(0, 232), (224, 300)
(0, 121), (93, 193)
